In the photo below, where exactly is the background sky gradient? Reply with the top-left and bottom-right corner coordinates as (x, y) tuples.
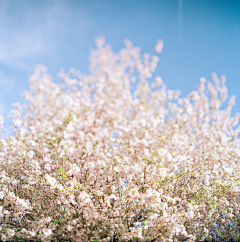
(0, 0), (239, 130)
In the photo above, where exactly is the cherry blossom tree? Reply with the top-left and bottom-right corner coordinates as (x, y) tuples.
(0, 36), (240, 242)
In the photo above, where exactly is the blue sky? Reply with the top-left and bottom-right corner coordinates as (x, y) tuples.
(0, 0), (239, 122)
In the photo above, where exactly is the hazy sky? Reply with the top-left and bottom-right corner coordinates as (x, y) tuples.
(0, 0), (239, 122)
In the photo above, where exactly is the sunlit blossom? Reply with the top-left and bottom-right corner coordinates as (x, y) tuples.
(0, 37), (239, 241)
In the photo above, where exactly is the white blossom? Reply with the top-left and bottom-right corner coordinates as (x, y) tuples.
(0, 37), (239, 242)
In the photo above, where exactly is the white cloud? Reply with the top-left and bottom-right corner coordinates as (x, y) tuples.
(0, 1), (46, 71)
(0, 0), (89, 72)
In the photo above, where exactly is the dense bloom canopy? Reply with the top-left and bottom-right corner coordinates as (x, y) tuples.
(0, 37), (240, 242)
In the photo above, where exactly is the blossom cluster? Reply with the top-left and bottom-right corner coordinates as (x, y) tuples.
(0, 37), (240, 241)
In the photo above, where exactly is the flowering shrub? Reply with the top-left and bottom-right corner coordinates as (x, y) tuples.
(0, 36), (240, 242)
